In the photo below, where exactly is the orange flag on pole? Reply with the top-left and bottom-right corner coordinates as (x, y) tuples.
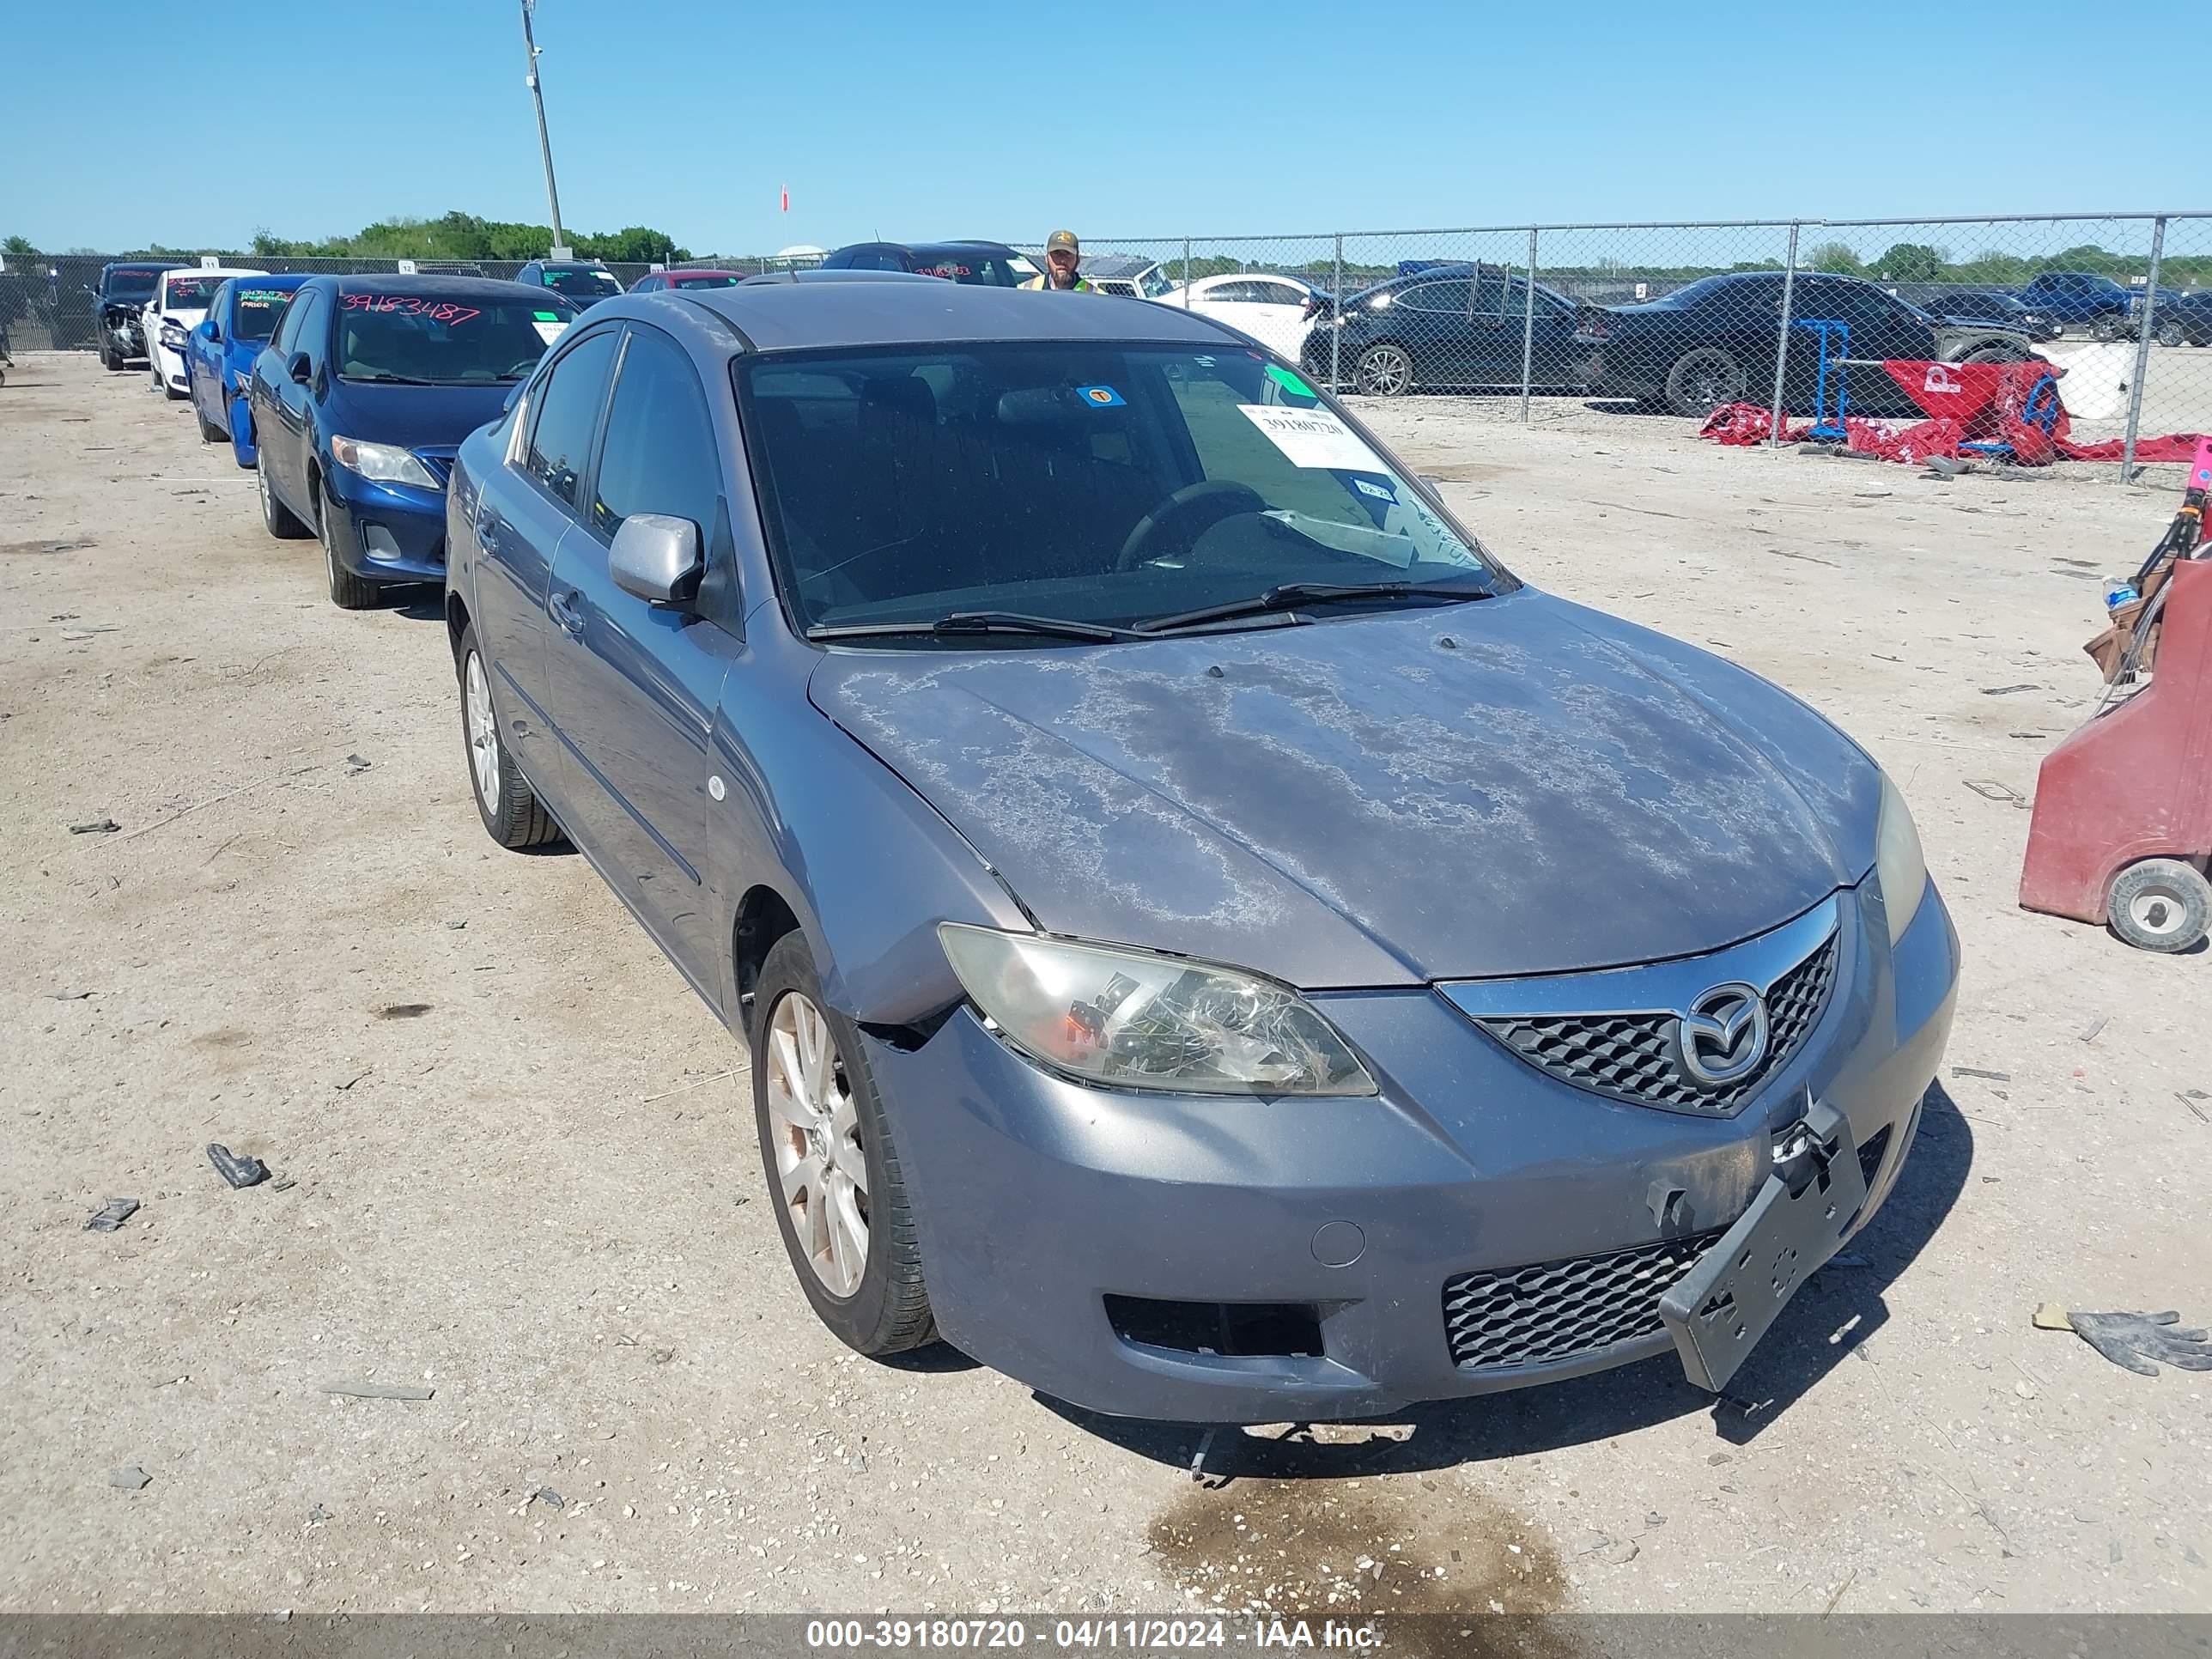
(780, 185), (790, 213)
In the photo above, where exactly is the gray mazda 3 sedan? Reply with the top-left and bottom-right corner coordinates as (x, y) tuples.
(443, 279), (1958, 1422)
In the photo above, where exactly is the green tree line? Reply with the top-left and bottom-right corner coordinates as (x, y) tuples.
(3, 210), (691, 264)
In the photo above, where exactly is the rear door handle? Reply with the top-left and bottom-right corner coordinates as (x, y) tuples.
(548, 589), (585, 637)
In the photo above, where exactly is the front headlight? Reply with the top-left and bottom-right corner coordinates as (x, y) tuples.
(937, 924), (1377, 1097)
(1875, 774), (1928, 947)
(159, 321), (186, 349)
(330, 434), (440, 489)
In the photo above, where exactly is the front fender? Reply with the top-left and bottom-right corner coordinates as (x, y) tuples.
(702, 613), (1029, 1030)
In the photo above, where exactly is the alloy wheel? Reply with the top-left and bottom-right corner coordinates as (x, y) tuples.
(464, 651), (501, 812)
(1357, 345), (1413, 397)
(764, 991), (870, 1297)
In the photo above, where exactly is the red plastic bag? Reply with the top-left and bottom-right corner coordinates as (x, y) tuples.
(1698, 403), (1808, 447)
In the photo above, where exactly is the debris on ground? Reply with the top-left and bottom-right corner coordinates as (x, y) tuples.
(84, 1198), (140, 1232)
(445, 919), (467, 930)
(343, 754), (371, 775)
(309, 1504), (333, 1522)
(2039, 1306), (2212, 1376)
(1980, 684), (2039, 696)
(107, 1467), (150, 1491)
(2080, 1015), (2111, 1044)
(206, 1144), (270, 1189)
(1953, 1066), (2013, 1083)
(46, 989), (94, 1000)
(1188, 1426), (1217, 1485)
(533, 1487), (564, 1511)
(1964, 779), (2027, 806)
(322, 1379), (435, 1401)
(68, 817), (119, 835)
(1609, 1540), (1640, 1565)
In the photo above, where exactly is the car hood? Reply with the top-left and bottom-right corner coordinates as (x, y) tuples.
(809, 592), (1880, 987)
(324, 380), (515, 449)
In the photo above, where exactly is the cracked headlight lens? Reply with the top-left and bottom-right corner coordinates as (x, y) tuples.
(937, 924), (1376, 1097)
(1875, 774), (1929, 947)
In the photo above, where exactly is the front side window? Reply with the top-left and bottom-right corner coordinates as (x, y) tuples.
(276, 289), (326, 360)
(524, 331), (619, 509)
(590, 331), (720, 539)
(741, 343), (1498, 639)
(334, 293), (572, 386)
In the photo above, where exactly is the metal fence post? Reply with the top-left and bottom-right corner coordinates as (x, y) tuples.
(1182, 237), (1193, 306)
(1767, 221), (1802, 449)
(2121, 216), (2167, 481)
(1332, 234), (1344, 391)
(1519, 227), (1539, 423)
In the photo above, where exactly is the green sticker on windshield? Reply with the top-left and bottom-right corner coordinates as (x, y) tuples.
(533, 311), (561, 322)
(1266, 364), (1316, 398)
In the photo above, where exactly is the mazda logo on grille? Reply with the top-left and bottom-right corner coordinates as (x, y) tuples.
(1674, 982), (1770, 1089)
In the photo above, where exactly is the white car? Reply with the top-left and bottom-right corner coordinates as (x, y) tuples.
(1164, 271), (1322, 362)
(145, 266), (265, 399)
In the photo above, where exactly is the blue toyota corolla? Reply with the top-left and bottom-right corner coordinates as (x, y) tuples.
(248, 275), (577, 607)
(186, 273), (309, 467)
(445, 280), (1958, 1421)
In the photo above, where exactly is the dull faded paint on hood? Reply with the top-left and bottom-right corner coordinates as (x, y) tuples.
(810, 590), (1881, 986)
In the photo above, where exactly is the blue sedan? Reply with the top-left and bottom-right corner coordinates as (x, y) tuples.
(247, 275), (577, 608)
(186, 274), (309, 467)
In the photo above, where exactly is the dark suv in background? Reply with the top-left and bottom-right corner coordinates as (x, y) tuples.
(2015, 271), (2134, 339)
(819, 240), (1038, 286)
(91, 260), (186, 369)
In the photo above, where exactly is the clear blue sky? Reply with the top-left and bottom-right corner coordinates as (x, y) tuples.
(3, 0), (2198, 257)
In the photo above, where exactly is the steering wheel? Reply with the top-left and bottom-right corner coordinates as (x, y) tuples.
(1115, 480), (1267, 571)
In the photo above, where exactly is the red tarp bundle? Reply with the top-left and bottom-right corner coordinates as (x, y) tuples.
(1698, 357), (2203, 465)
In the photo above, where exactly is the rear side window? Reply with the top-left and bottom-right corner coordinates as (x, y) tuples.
(524, 331), (618, 510)
(589, 330), (720, 539)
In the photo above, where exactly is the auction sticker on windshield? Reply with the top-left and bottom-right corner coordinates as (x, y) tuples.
(1238, 404), (1385, 471)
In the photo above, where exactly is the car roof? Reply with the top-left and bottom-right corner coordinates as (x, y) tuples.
(655, 268), (749, 281)
(665, 276), (1245, 352)
(110, 260), (187, 272)
(531, 259), (613, 271)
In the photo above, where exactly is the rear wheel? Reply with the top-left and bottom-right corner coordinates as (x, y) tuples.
(99, 343), (118, 371)
(752, 932), (938, 1358)
(2154, 318), (2185, 349)
(196, 402), (224, 444)
(318, 485), (381, 610)
(257, 455), (311, 539)
(2091, 314), (2122, 343)
(1352, 343), (1414, 397)
(2106, 860), (2210, 954)
(456, 626), (560, 848)
(1663, 346), (1747, 418)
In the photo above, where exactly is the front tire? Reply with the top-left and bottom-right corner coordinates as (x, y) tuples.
(317, 486), (380, 610)
(1664, 345), (1747, 418)
(257, 454), (311, 539)
(1352, 343), (1414, 398)
(456, 626), (560, 848)
(752, 932), (938, 1358)
(2106, 860), (2211, 954)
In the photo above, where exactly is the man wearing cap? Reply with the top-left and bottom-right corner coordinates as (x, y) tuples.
(1021, 230), (1097, 292)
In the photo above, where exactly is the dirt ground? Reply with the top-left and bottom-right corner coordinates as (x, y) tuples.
(2, 355), (2207, 1620)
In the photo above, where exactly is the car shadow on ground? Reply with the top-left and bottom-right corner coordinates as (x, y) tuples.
(389, 586), (445, 623)
(1038, 1082), (1974, 1480)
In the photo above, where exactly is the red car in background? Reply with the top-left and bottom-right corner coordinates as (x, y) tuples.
(628, 269), (751, 293)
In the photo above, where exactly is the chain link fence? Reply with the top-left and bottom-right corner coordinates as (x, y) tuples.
(1083, 212), (2212, 474)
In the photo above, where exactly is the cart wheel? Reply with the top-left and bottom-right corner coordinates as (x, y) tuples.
(2106, 859), (2211, 954)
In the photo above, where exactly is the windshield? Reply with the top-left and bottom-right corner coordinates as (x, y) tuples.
(672, 273), (742, 289)
(1134, 266), (1175, 300)
(912, 249), (1028, 287)
(163, 274), (223, 310)
(335, 293), (574, 385)
(105, 270), (164, 303)
(231, 286), (295, 341)
(741, 343), (1502, 640)
(537, 266), (623, 299)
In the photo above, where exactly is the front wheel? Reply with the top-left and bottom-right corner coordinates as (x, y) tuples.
(1664, 345), (1747, 418)
(2106, 859), (2211, 954)
(752, 931), (938, 1358)
(318, 487), (380, 610)
(1352, 342), (1414, 397)
(456, 626), (561, 848)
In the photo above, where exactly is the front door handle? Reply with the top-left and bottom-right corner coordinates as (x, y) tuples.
(548, 588), (585, 637)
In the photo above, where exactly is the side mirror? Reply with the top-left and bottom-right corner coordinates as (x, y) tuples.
(199, 319), (220, 341)
(608, 513), (703, 606)
(287, 351), (311, 385)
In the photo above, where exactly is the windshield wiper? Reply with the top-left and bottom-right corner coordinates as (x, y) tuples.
(342, 372), (441, 386)
(1135, 580), (1492, 635)
(806, 611), (1144, 644)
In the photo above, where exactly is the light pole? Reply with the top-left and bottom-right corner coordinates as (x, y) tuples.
(519, 0), (568, 255)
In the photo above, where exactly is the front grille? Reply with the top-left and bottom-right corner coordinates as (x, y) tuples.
(1476, 933), (1838, 1115)
(1443, 1231), (1722, 1372)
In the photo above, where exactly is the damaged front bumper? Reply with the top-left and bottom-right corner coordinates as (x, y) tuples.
(864, 879), (1957, 1422)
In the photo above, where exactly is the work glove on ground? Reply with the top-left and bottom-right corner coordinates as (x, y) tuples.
(2070, 1310), (2212, 1377)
